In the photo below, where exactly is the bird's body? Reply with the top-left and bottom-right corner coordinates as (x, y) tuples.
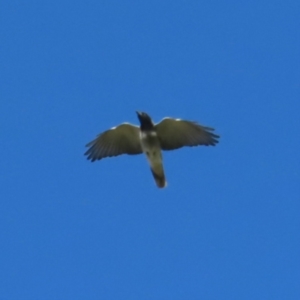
(139, 128), (166, 188)
(85, 111), (219, 188)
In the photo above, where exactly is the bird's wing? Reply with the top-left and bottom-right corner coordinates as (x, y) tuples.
(155, 118), (219, 151)
(84, 123), (142, 161)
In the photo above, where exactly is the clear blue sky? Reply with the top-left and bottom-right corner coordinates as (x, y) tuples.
(1, 1), (299, 299)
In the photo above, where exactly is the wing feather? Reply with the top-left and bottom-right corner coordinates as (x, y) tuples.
(84, 123), (142, 161)
(155, 118), (219, 151)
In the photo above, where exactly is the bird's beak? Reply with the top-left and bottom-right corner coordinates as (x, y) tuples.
(136, 111), (141, 117)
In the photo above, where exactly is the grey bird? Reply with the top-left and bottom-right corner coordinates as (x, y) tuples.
(84, 111), (219, 188)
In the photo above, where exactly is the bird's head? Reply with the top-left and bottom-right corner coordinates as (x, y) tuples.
(136, 111), (154, 130)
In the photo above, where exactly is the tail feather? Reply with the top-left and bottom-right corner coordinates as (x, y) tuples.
(150, 168), (167, 188)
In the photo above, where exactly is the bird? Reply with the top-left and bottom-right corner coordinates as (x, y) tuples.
(84, 111), (220, 188)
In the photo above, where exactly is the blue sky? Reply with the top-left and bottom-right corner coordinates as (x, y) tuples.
(1, 1), (299, 299)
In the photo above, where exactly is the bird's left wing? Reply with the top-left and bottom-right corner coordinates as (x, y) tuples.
(85, 123), (142, 161)
(155, 118), (219, 151)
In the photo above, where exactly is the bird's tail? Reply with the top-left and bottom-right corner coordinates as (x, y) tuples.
(150, 166), (167, 188)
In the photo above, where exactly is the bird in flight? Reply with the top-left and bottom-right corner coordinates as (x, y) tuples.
(85, 111), (220, 188)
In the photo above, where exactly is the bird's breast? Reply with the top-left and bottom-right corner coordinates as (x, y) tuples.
(140, 131), (159, 147)
(139, 131), (162, 166)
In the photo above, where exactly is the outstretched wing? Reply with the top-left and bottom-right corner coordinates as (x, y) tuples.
(85, 123), (142, 161)
(155, 118), (219, 151)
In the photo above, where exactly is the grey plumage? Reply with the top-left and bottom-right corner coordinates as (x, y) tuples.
(155, 118), (219, 150)
(85, 112), (220, 187)
(85, 123), (142, 162)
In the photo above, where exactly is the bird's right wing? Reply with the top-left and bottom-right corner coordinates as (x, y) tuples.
(155, 118), (219, 151)
(84, 123), (142, 161)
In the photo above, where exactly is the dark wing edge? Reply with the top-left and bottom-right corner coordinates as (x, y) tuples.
(155, 118), (220, 151)
(84, 123), (143, 162)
